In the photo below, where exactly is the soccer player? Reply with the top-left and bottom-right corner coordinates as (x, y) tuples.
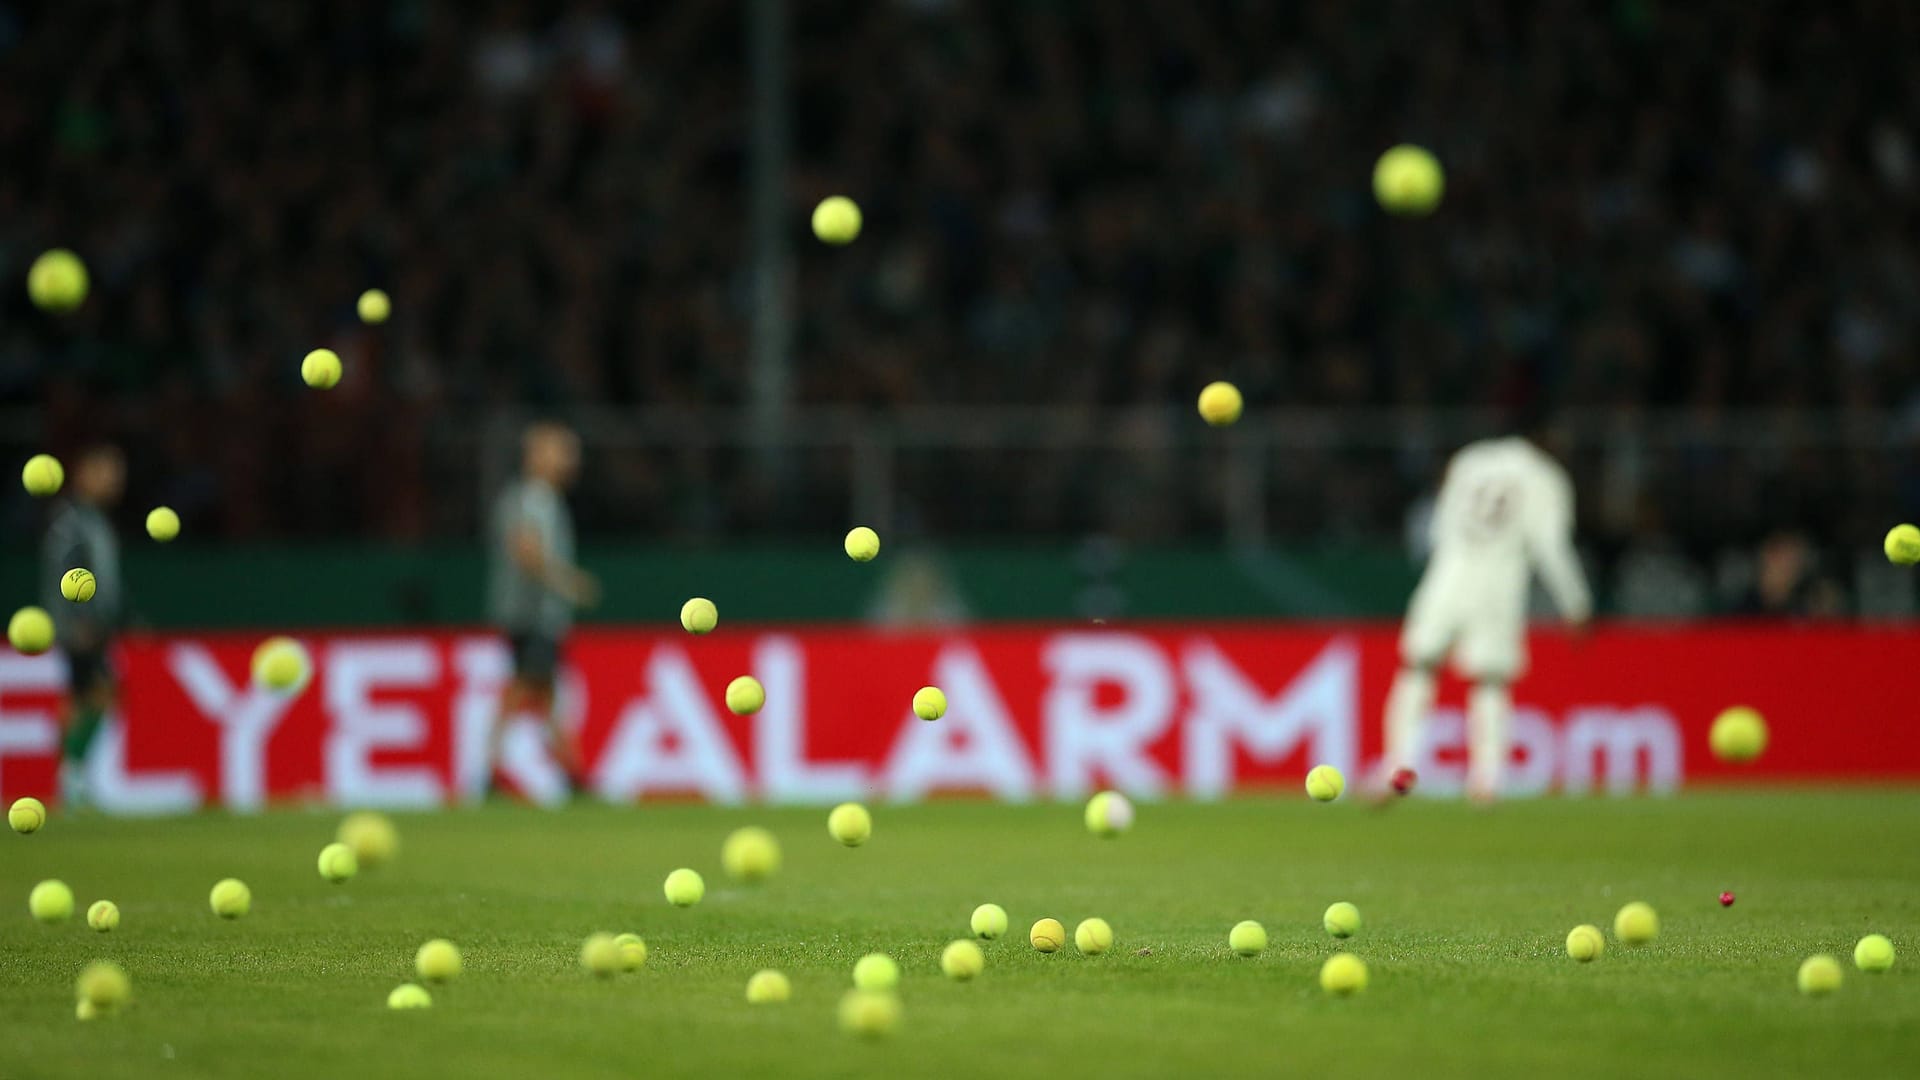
(1377, 425), (1591, 802)
(41, 444), (126, 808)
(485, 422), (598, 797)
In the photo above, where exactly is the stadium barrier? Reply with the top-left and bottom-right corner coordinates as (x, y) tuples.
(1, 624), (1915, 810)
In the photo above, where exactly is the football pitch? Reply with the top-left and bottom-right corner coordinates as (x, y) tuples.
(5, 793), (1917, 1079)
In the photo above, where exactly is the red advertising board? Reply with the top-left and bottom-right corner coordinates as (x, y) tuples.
(0, 623), (1914, 810)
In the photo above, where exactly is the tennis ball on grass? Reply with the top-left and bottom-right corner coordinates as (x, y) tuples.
(1075, 918), (1113, 956)
(1229, 920), (1268, 957)
(22, 454), (63, 496)
(1197, 381), (1243, 427)
(416, 939), (462, 982)
(8, 607), (54, 655)
(721, 826), (781, 882)
(812, 196), (862, 245)
(1613, 902), (1658, 945)
(663, 868), (705, 907)
(581, 933), (622, 976)
(1320, 952), (1368, 995)
(318, 842), (359, 883)
(971, 903), (1009, 940)
(1566, 924), (1605, 962)
(87, 900), (119, 932)
(210, 878), (251, 919)
(1709, 707), (1768, 763)
(1305, 764), (1345, 802)
(76, 961), (129, 1010)
(1084, 790), (1134, 837)
(1030, 918), (1066, 953)
(10, 796), (46, 834)
(615, 933), (648, 971)
(680, 597), (718, 634)
(1798, 954), (1842, 995)
(30, 879), (74, 923)
(1855, 934), (1895, 973)
(852, 953), (899, 992)
(1324, 901), (1361, 938)
(387, 983), (432, 1009)
(838, 989), (899, 1038)
(828, 802), (872, 846)
(746, 969), (791, 1003)
(942, 940), (985, 981)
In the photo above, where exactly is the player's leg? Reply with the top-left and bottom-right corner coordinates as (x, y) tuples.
(1465, 679), (1513, 803)
(1378, 573), (1454, 795)
(59, 649), (113, 808)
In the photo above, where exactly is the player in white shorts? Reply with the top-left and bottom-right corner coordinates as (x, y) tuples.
(1377, 431), (1591, 802)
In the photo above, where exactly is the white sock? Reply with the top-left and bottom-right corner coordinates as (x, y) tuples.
(1467, 682), (1512, 794)
(1383, 667), (1437, 774)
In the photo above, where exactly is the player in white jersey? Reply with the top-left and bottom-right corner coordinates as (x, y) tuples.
(1377, 432), (1591, 802)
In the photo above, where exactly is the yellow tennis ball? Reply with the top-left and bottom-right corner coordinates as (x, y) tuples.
(1197, 381), (1243, 427)
(828, 802), (872, 846)
(912, 685), (947, 721)
(30, 879), (73, 923)
(1323, 901), (1361, 938)
(252, 636), (310, 692)
(301, 348), (343, 389)
(1709, 706), (1768, 764)
(664, 868), (705, 907)
(1566, 924), (1605, 962)
(971, 903), (1009, 940)
(357, 289), (391, 325)
(1613, 901), (1658, 945)
(28, 249), (89, 313)
(721, 825), (782, 883)
(60, 567), (96, 603)
(9, 796), (46, 834)
(1885, 524), (1920, 566)
(209, 878), (251, 919)
(1320, 952), (1369, 995)
(615, 932), (648, 971)
(852, 953), (899, 991)
(87, 900), (119, 932)
(812, 196), (862, 245)
(22, 453), (64, 497)
(942, 939), (985, 981)
(387, 983), (432, 1009)
(8, 607), (54, 655)
(1373, 144), (1445, 216)
(680, 597), (718, 634)
(725, 674), (765, 715)
(837, 989), (899, 1038)
(416, 939), (462, 982)
(144, 506), (181, 542)
(746, 969), (791, 1003)
(1855, 934), (1895, 973)
(1074, 917), (1114, 956)
(843, 525), (880, 562)
(76, 961), (130, 1010)
(317, 842), (359, 883)
(76, 999), (104, 1021)
(580, 932), (622, 976)
(1029, 917), (1066, 953)
(337, 810), (399, 867)
(1084, 790), (1135, 837)
(1305, 764), (1345, 802)
(1229, 920), (1268, 957)
(1798, 954), (1842, 995)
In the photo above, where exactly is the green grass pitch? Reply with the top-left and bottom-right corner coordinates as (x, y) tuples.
(5, 793), (1917, 1079)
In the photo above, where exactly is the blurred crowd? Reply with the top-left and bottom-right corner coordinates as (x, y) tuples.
(4, 0), (1919, 614)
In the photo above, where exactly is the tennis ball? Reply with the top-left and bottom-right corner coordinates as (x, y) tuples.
(416, 939), (462, 982)
(60, 567), (96, 603)
(1084, 790), (1135, 837)
(844, 525), (880, 562)
(721, 825), (782, 883)
(852, 953), (899, 991)
(1885, 524), (1920, 566)
(22, 454), (63, 497)
(76, 961), (129, 1010)
(9, 796), (46, 834)
(1855, 934), (1895, 973)
(942, 939), (985, 981)
(1197, 381), (1243, 427)
(580, 932), (622, 976)
(1305, 764), (1345, 802)
(8, 607), (54, 655)
(301, 348), (343, 389)
(357, 289), (391, 325)
(1320, 952), (1369, 996)
(252, 636), (310, 692)
(1566, 924), (1605, 962)
(971, 903), (1009, 940)
(337, 810), (399, 867)
(1798, 954), (1842, 995)
(1709, 706), (1768, 764)
(30, 879), (73, 923)
(1075, 918), (1114, 956)
(145, 506), (181, 542)
(86, 900), (119, 932)
(317, 842), (359, 883)
(615, 932), (648, 971)
(1372, 144), (1445, 216)
(1613, 901), (1658, 945)
(663, 868), (705, 907)
(812, 196), (862, 245)
(28, 249), (89, 312)
(387, 983), (432, 1009)
(1229, 920), (1268, 957)
(209, 878), (251, 919)
(1323, 901), (1362, 938)
(912, 685), (947, 721)
(746, 969), (791, 1003)
(76, 999), (103, 1021)
(837, 989), (899, 1038)
(725, 675), (765, 715)
(1029, 917), (1066, 953)
(680, 597), (718, 634)
(828, 802), (872, 847)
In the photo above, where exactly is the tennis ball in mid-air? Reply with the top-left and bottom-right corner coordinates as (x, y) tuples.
(812, 196), (862, 245)
(387, 983), (432, 1009)
(1320, 952), (1369, 995)
(1372, 144), (1445, 216)
(301, 348), (342, 389)
(1305, 764), (1345, 802)
(76, 961), (130, 1011)
(61, 568), (96, 603)
(416, 939), (462, 982)
(721, 825), (782, 882)
(837, 989), (899, 1038)
(209, 878), (251, 919)
(1197, 381), (1243, 427)
(252, 636), (310, 692)
(615, 933), (647, 971)
(1885, 524), (1920, 566)
(1084, 790), (1135, 837)
(357, 289), (391, 325)
(8, 607), (54, 655)
(28, 249), (89, 312)
(725, 675), (765, 715)
(746, 969), (791, 1003)
(971, 903), (1009, 940)
(843, 526), (880, 562)
(828, 802), (872, 847)
(87, 900), (119, 932)
(942, 939), (985, 981)
(1566, 924), (1605, 962)
(580, 933), (622, 976)
(663, 868), (705, 907)
(1323, 901), (1362, 938)
(912, 685), (947, 721)
(1074, 918), (1114, 956)
(1613, 901), (1658, 945)
(852, 953), (899, 992)
(1855, 934), (1895, 973)
(337, 810), (399, 867)
(9, 796), (46, 834)
(30, 879), (74, 923)
(145, 507), (180, 542)
(1229, 920), (1268, 957)
(22, 454), (63, 497)
(1709, 706), (1768, 764)
(1029, 918), (1066, 953)
(317, 842), (359, 883)
(1798, 954), (1842, 995)
(680, 597), (718, 634)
